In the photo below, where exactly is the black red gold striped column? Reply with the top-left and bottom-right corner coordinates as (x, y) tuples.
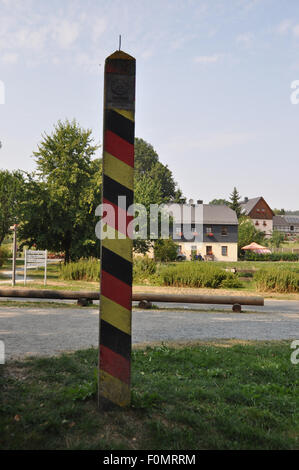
(99, 50), (136, 409)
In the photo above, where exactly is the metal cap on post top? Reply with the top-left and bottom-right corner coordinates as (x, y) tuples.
(99, 48), (136, 410)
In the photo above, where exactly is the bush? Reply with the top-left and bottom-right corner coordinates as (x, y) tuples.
(160, 262), (242, 289)
(220, 277), (243, 289)
(0, 246), (11, 267)
(244, 252), (299, 262)
(154, 239), (178, 262)
(133, 256), (156, 282)
(59, 258), (100, 281)
(254, 267), (299, 293)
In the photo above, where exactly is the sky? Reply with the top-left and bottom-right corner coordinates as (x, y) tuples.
(0, 0), (299, 210)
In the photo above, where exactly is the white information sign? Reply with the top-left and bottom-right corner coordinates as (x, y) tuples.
(24, 249), (48, 286)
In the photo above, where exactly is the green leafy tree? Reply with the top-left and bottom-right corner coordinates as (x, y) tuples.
(18, 120), (101, 263)
(135, 173), (163, 208)
(134, 138), (182, 203)
(133, 174), (163, 254)
(269, 230), (285, 250)
(273, 208), (286, 215)
(134, 138), (159, 175)
(0, 170), (24, 245)
(238, 217), (266, 257)
(209, 198), (229, 206)
(229, 187), (243, 218)
(154, 238), (178, 262)
(133, 138), (183, 254)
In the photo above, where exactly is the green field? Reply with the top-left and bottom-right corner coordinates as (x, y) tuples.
(0, 341), (298, 450)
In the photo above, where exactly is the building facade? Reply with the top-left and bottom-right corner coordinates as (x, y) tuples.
(169, 203), (238, 262)
(273, 215), (299, 236)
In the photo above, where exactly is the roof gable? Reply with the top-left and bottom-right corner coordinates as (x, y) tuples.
(240, 197), (274, 218)
(240, 197), (261, 215)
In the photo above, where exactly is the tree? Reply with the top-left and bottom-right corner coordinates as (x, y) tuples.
(273, 208), (286, 215)
(133, 173), (163, 254)
(18, 120), (101, 263)
(134, 138), (159, 175)
(134, 138), (182, 203)
(134, 173), (163, 208)
(133, 138), (183, 254)
(269, 230), (285, 250)
(229, 187), (243, 218)
(154, 238), (178, 262)
(0, 170), (24, 245)
(209, 198), (229, 206)
(238, 217), (266, 256)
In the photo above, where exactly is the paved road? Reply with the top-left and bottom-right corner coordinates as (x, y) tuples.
(0, 299), (298, 359)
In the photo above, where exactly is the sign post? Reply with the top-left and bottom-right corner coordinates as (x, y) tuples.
(98, 49), (136, 409)
(10, 224), (18, 287)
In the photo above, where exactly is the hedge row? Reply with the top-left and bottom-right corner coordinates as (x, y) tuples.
(160, 262), (242, 289)
(59, 258), (100, 281)
(244, 252), (299, 262)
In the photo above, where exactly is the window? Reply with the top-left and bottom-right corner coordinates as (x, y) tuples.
(221, 226), (228, 236)
(290, 225), (294, 231)
(206, 227), (212, 233)
(191, 224), (196, 231)
(255, 221), (259, 226)
(191, 245), (197, 253)
(221, 246), (228, 256)
(206, 246), (213, 255)
(175, 227), (181, 234)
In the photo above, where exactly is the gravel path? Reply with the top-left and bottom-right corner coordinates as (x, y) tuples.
(0, 300), (298, 360)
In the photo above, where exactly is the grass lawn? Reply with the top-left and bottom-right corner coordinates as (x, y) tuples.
(0, 340), (298, 450)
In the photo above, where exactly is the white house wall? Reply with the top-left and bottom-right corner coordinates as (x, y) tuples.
(177, 242), (238, 262)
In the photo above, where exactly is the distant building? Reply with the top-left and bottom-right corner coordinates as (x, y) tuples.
(168, 201), (238, 262)
(240, 196), (274, 237)
(273, 215), (299, 236)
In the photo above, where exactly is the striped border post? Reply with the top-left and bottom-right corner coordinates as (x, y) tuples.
(99, 50), (136, 409)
